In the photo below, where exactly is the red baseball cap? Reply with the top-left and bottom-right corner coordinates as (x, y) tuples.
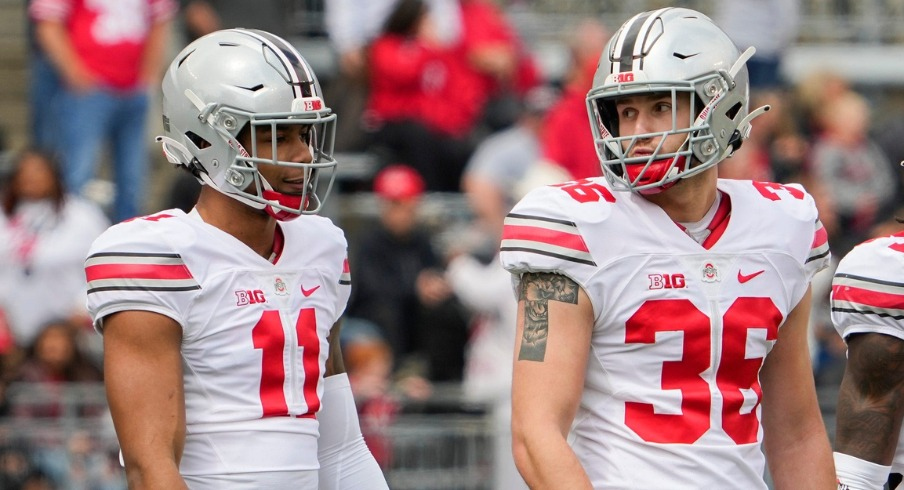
(373, 165), (425, 200)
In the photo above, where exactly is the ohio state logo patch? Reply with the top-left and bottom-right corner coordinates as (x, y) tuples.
(274, 277), (289, 296)
(701, 262), (720, 282)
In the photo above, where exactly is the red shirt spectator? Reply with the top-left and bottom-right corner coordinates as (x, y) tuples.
(422, 0), (539, 138)
(366, 34), (442, 126)
(541, 63), (601, 180)
(30, 0), (176, 89)
(541, 20), (609, 180)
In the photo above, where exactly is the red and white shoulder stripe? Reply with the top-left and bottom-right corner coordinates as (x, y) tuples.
(501, 213), (596, 266)
(832, 235), (904, 320)
(339, 258), (351, 286)
(85, 252), (200, 294)
(807, 218), (830, 265)
(832, 272), (904, 320)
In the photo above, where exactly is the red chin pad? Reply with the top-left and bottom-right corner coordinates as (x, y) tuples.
(625, 156), (688, 194)
(262, 190), (307, 221)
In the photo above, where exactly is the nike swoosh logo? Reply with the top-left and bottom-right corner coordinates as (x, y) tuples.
(737, 270), (765, 284)
(301, 285), (321, 297)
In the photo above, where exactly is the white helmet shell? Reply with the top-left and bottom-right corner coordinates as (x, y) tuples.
(159, 28), (338, 217)
(586, 8), (767, 193)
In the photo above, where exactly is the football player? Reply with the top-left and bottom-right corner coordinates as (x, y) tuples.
(832, 220), (904, 489)
(85, 29), (387, 489)
(499, 7), (835, 488)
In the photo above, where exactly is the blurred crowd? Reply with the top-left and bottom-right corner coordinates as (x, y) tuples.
(1, 0), (904, 488)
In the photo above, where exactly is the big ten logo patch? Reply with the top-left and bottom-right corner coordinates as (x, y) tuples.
(236, 290), (267, 306)
(648, 273), (686, 290)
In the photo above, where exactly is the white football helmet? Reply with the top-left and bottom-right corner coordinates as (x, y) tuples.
(586, 8), (769, 194)
(159, 28), (337, 219)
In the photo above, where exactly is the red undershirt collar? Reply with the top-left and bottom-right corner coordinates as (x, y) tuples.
(673, 191), (732, 250)
(269, 225), (285, 263)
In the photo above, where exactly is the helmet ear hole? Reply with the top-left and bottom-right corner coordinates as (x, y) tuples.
(185, 131), (211, 150)
(725, 102), (743, 121)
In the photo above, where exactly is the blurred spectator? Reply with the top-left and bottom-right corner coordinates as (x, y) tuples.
(361, 0), (473, 191)
(340, 318), (400, 467)
(540, 19), (609, 180)
(29, 0), (177, 222)
(717, 89), (808, 183)
(0, 149), (109, 348)
(869, 210), (904, 238)
(326, 0), (460, 81)
(0, 444), (36, 489)
(13, 320), (102, 386)
(346, 165), (469, 382)
(461, 84), (562, 239)
(445, 249), (527, 490)
(794, 69), (851, 139)
(445, 0), (540, 135)
(808, 90), (896, 256)
(33, 430), (125, 490)
(26, 0), (61, 152)
(874, 113), (904, 204)
(714, 0), (800, 89)
(181, 0), (292, 41)
(324, 0), (461, 152)
(18, 469), (56, 490)
(361, 0), (540, 191)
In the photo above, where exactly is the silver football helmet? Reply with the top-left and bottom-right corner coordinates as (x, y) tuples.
(158, 28), (337, 219)
(586, 8), (769, 194)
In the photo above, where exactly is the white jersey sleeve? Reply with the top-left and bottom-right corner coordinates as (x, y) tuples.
(86, 211), (201, 331)
(500, 180), (613, 315)
(780, 182), (831, 281)
(832, 233), (904, 341)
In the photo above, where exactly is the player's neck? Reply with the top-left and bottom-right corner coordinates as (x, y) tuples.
(194, 187), (277, 259)
(642, 168), (718, 223)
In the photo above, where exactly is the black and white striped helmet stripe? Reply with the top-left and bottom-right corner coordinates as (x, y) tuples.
(610, 8), (670, 75)
(239, 29), (313, 100)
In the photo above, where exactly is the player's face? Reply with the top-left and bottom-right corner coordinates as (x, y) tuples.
(242, 124), (314, 195)
(614, 93), (691, 156)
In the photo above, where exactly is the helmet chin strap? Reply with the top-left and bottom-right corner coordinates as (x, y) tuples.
(259, 177), (306, 221)
(197, 171), (269, 211)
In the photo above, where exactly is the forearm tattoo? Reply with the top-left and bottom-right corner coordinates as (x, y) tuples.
(518, 272), (578, 362)
(835, 333), (904, 461)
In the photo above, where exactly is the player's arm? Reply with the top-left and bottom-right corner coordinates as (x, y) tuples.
(759, 287), (835, 489)
(511, 272), (593, 489)
(102, 310), (187, 489)
(318, 319), (388, 490)
(834, 332), (904, 489)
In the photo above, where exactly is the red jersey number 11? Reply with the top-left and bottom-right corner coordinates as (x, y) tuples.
(252, 308), (321, 418)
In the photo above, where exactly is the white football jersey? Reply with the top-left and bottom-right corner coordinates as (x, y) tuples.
(831, 232), (904, 473)
(86, 209), (351, 477)
(500, 178), (830, 489)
